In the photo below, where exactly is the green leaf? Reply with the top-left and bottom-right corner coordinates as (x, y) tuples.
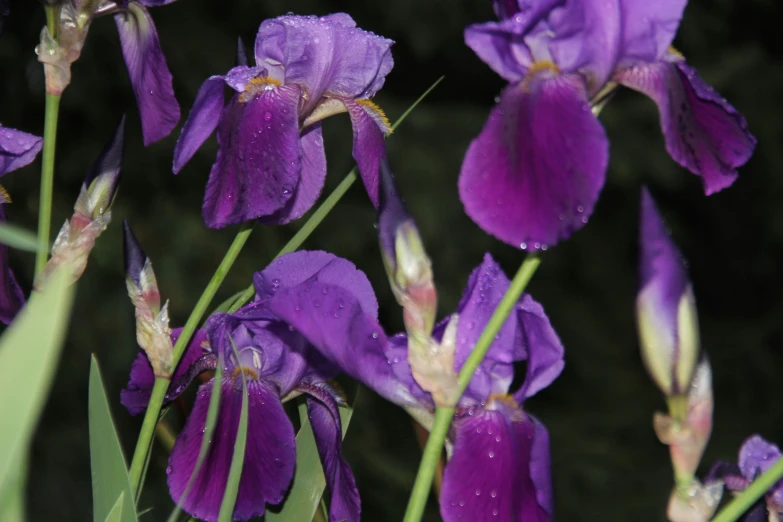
(89, 355), (138, 522)
(167, 360), (224, 522)
(0, 222), (39, 252)
(104, 493), (126, 522)
(265, 392), (356, 522)
(0, 268), (74, 496)
(217, 341), (249, 522)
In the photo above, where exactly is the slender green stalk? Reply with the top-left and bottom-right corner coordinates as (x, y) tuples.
(35, 94), (61, 276)
(128, 223), (254, 497)
(711, 457), (783, 522)
(45, 5), (60, 42)
(402, 254), (542, 522)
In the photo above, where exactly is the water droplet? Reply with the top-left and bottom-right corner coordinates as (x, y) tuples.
(459, 500), (465, 507)
(314, 300), (321, 308)
(491, 490), (497, 498)
(520, 242), (527, 250)
(294, 305), (301, 312)
(488, 451), (495, 458)
(475, 489), (482, 496)
(322, 287), (329, 294)
(264, 111), (272, 121)
(493, 508), (499, 516)
(372, 331), (379, 339)
(166, 466), (173, 474)
(495, 435), (501, 442)
(288, 325), (294, 331)
(576, 205), (584, 213)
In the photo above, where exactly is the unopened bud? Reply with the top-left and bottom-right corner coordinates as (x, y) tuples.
(378, 157), (437, 338)
(637, 188), (700, 400)
(236, 36), (248, 67)
(123, 220), (173, 378)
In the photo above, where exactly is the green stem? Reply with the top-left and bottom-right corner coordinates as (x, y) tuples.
(45, 5), (60, 42)
(711, 457), (783, 522)
(128, 223), (254, 497)
(402, 254), (542, 522)
(35, 94), (61, 276)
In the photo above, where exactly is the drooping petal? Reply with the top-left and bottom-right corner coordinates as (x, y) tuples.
(299, 383), (360, 522)
(441, 406), (549, 522)
(172, 76), (226, 173)
(513, 295), (565, 400)
(0, 203), (24, 325)
(342, 98), (390, 208)
(264, 279), (420, 408)
(617, 0), (687, 63)
(167, 379), (296, 522)
(459, 75), (608, 248)
(253, 250), (378, 318)
(120, 328), (210, 414)
(739, 436), (783, 508)
(616, 59), (756, 195)
(201, 85), (301, 228)
(636, 189), (699, 396)
(0, 125), (43, 176)
(254, 14), (394, 114)
(257, 123), (327, 225)
(114, 3), (180, 146)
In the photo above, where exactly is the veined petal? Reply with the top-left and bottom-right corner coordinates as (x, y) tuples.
(0, 203), (23, 324)
(441, 407), (549, 522)
(253, 250), (378, 318)
(342, 98), (390, 208)
(618, 0), (687, 63)
(464, 19), (531, 83)
(254, 14), (394, 114)
(616, 59), (756, 195)
(257, 123), (327, 225)
(120, 328), (210, 415)
(201, 85), (301, 228)
(114, 3), (180, 146)
(264, 279), (421, 408)
(167, 379), (296, 522)
(299, 383), (360, 522)
(0, 125), (43, 176)
(458, 76), (608, 248)
(173, 76), (226, 173)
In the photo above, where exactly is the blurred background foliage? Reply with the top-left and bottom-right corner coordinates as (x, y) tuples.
(1, 0), (782, 520)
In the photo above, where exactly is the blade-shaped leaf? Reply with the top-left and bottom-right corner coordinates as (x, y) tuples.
(217, 341), (249, 522)
(0, 268), (74, 494)
(89, 355), (138, 522)
(104, 493), (125, 522)
(167, 360), (224, 522)
(0, 222), (38, 252)
(265, 391), (356, 522)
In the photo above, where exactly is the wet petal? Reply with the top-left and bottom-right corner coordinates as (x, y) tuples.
(257, 123), (327, 225)
(264, 279), (420, 408)
(513, 295), (565, 401)
(0, 204), (24, 324)
(464, 19), (530, 83)
(172, 76), (226, 173)
(0, 125), (42, 176)
(341, 98), (390, 208)
(528, 416), (554, 516)
(459, 76), (608, 248)
(300, 383), (360, 522)
(616, 59), (756, 195)
(441, 407), (549, 522)
(201, 85), (301, 228)
(120, 328), (209, 415)
(254, 14), (394, 114)
(114, 3), (180, 146)
(253, 250), (378, 317)
(739, 436), (783, 508)
(618, 0), (687, 63)
(167, 379), (296, 522)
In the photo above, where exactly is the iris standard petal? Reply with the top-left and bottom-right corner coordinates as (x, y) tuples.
(257, 123), (327, 225)
(0, 204), (23, 325)
(441, 408), (549, 522)
(458, 76), (608, 248)
(114, 3), (180, 146)
(0, 125), (43, 176)
(616, 59), (756, 195)
(201, 85), (301, 228)
(513, 295), (565, 401)
(173, 76), (226, 174)
(299, 383), (361, 522)
(254, 14), (394, 114)
(167, 379), (296, 522)
(464, 19), (531, 83)
(264, 279), (420, 408)
(342, 98), (391, 208)
(253, 250), (378, 317)
(617, 0), (687, 63)
(121, 328), (210, 414)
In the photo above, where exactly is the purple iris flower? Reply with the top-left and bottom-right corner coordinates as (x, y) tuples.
(122, 251), (366, 522)
(460, 0), (756, 249)
(172, 14), (394, 228)
(0, 191), (24, 325)
(263, 253), (564, 522)
(708, 435), (783, 522)
(0, 125), (43, 176)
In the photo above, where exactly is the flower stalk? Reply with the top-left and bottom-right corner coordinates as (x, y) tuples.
(402, 254), (541, 522)
(711, 459), (783, 522)
(34, 93), (61, 276)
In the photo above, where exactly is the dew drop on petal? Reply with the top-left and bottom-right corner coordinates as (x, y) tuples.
(264, 111), (272, 121)
(491, 490), (497, 498)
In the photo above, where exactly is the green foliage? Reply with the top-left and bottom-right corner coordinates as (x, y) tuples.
(89, 355), (138, 522)
(104, 493), (126, 522)
(0, 268), (74, 510)
(0, 222), (39, 252)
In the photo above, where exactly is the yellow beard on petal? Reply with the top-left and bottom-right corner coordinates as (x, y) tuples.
(356, 98), (392, 134)
(239, 77), (282, 103)
(521, 61), (560, 92)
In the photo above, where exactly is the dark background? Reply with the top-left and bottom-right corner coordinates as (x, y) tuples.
(2, 0), (782, 520)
